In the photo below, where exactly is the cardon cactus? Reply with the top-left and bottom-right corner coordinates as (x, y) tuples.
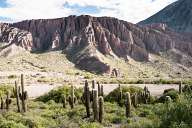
(15, 81), (21, 112)
(100, 85), (104, 97)
(98, 96), (104, 123)
(92, 80), (96, 89)
(125, 92), (131, 118)
(61, 94), (66, 108)
(20, 74), (28, 112)
(93, 89), (99, 121)
(118, 84), (123, 106)
(0, 97), (4, 109)
(143, 86), (150, 104)
(97, 82), (101, 96)
(132, 93), (138, 108)
(84, 80), (91, 117)
(179, 81), (182, 94)
(5, 92), (12, 110)
(69, 85), (75, 109)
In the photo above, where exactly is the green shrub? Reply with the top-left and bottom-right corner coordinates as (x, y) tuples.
(0, 120), (25, 128)
(36, 86), (83, 103)
(80, 122), (102, 128)
(160, 94), (192, 128)
(182, 85), (192, 93)
(105, 86), (143, 103)
(0, 85), (12, 97)
(157, 90), (179, 103)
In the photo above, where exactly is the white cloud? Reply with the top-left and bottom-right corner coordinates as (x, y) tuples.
(0, 0), (177, 23)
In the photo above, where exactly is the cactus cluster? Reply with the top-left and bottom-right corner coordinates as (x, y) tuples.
(5, 92), (12, 110)
(82, 80), (104, 123)
(60, 94), (66, 108)
(0, 74), (28, 113)
(0, 92), (12, 111)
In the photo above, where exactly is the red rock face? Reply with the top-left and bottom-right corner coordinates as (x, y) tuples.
(0, 23), (33, 50)
(0, 15), (192, 73)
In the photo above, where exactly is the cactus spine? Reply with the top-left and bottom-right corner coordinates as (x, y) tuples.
(98, 96), (104, 123)
(20, 74), (28, 112)
(15, 81), (21, 112)
(125, 92), (131, 117)
(84, 80), (91, 117)
(93, 89), (99, 121)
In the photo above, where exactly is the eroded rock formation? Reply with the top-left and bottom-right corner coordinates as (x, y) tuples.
(0, 15), (192, 73)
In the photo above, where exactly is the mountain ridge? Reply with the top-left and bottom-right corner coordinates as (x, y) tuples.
(0, 15), (192, 74)
(139, 0), (192, 33)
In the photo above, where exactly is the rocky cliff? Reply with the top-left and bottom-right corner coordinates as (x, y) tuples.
(0, 15), (192, 73)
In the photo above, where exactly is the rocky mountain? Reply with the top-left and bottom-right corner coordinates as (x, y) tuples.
(139, 0), (192, 33)
(0, 15), (192, 74)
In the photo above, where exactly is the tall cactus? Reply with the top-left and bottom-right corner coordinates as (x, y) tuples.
(20, 74), (28, 112)
(93, 89), (99, 121)
(100, 85), (104, 97)
(125, 92), (131, 118)
(98, 96), (104, 123)
(0, 97), (4, 109)
(69, 85), (75, 109)
(97, 82), (101, 96)
(132, 93), (138, 108)
(143, 86), (150, 104)
(61, 94), (66, 108)
(118, 84), (122, 106)
(92, 80), (96, 89)
(179, 81), (182, 94)
(15, 81), (21, 112)
(84, 80), (91, 117)
(5, 92), (11, 110)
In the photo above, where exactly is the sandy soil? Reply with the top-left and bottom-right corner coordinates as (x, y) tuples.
(23, 83), (179, 98)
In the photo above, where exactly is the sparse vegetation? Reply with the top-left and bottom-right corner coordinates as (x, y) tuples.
(0, 78), (191, 128)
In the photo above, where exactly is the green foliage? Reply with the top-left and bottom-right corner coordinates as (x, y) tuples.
(36, 86), (83, 103)
(159, 94), (192, 128)
(80, 122), (102, 128)
(0, 85), (12, 97)
(0, 119), (25, 128)
(157, 90), (179, 103)
(105, 86), (143, 103)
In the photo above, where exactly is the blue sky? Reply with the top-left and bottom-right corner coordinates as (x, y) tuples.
(0, 0), (8, 8)
(0, 0), (177, 23)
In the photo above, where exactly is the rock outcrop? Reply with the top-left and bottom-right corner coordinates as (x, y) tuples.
(0, 23), (33, 51)
(0, 15), (192, 73)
